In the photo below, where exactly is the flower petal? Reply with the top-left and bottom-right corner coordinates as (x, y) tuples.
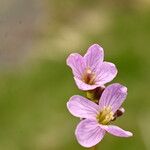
(101, 125), (133, 137)
(95, 62), (118, 85)
(75, 119), (106, 148)
(67, 95), (100, 119)
(99, 83), (127, 113)
(84, 44), (104, 72)
(66, 53), (86, 79)
(74, 77), (100, 91)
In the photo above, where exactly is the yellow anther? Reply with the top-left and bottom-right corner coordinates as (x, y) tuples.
(97, 106), (114, 125)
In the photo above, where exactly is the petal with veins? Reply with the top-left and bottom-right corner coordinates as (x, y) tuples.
(67, 95), (100, 119)
(99, 83), (127, 113)
(95, 62), (117, 85)
(100, 125), (133, 137)
(75, 119), (106, 148)
(84, 44), (104, 72)
(66, 53), (86, 79)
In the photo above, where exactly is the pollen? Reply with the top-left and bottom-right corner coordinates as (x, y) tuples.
(82, 68), (96, 85)
(97, 106), (114, 125)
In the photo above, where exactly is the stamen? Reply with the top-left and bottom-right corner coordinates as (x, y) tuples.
(97, 106), (114, 125)
(82, 68), (96, 85)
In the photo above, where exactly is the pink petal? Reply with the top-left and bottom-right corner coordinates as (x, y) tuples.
(99, 83), (127, 113)
(95, 62), (118, 85)
(75, 119), (106, 148)
(84, 44), (104, 72)
(100, 125), (133, 137)
(66, 53), (86, 79)
(67, 95), (100, 119)
(74, 77), (100, 91)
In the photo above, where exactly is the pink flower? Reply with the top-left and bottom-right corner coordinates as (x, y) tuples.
(67, 83), (133, 148)
(66, 44), (117, 91)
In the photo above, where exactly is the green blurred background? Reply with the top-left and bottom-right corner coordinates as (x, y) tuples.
(0, 0), (150, 150)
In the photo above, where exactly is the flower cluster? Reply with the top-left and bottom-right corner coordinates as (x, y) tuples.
(66, 44), (133, 148)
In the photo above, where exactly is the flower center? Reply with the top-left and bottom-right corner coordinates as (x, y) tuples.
(97, 106), (114, 125)
(82, 68), (96, 85)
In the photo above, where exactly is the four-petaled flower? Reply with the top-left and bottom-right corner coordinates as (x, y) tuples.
(67, 83), (133, 148)
(66, 44), (118, 91)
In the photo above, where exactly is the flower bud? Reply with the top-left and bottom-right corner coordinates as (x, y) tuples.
(112, 107), (125, 121)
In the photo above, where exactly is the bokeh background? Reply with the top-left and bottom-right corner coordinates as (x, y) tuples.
(0, 0), (150, 150)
